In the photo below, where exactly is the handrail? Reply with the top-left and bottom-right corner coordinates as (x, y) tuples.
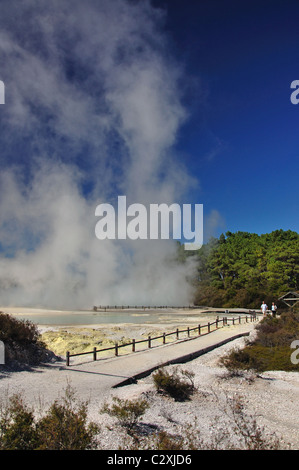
(92, 305), (256, 312)
(66, 314), (258, 366)
(93, 305), (198, 311)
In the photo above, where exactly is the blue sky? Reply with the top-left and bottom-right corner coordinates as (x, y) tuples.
(153, 0), (299, 237)
(1, 0), (298, 241)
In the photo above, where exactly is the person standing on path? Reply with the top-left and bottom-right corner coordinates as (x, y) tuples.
(271, 302), (278, 317)
(261, 301), (268, 316)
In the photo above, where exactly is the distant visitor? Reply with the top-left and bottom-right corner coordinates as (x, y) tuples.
(261, 301), (268, 316)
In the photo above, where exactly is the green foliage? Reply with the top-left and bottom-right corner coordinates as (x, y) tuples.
(221, 312), (299, 372)
(0, 386), (99, 450)
(147, 430), (186, 450)
(220, 346), (265, 372)
(0, 311), (56, 367)
(100, 396), (149, 429)
(152, 367), (195, 401)
(191, 230), (299, 308)
(0, 394), (39, 450)
(36, 385), (99, 450)
(0, 312), (41, 346)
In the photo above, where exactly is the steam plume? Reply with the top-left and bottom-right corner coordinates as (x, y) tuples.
(0, 0), (198, 308)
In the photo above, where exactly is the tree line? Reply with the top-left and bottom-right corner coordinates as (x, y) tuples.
(179, 229), (299, 309)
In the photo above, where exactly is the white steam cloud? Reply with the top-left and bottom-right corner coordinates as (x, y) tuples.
(0, 0), (198, 309)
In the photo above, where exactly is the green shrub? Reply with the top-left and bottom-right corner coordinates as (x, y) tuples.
(148, 430), (185, 450)
(36, 385), (99, 450)
(0, 311), (56, 367)
(0, 385), (99, 450)
(0, 312), (40, 345)
(221, 312), (299, 372)
(0, 394), (39, 450)
(220, 346), (265, 372)
(153, 367), (195, 401)
(100, 396), (149, 429)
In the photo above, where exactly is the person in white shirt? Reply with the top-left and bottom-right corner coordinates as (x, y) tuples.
(261, 301), (268, 316)
(271, 302), (277, 317)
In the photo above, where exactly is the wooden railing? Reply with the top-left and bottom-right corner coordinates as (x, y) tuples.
(66, 314), (258, 366)
(93, 305), (257, 312)
(93, 305), (198, 311)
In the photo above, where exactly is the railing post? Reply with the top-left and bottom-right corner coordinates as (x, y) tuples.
(187, 327), (190, 337)
(239, 316), (241, 324)
(163, 333), (166, 344)
(115, 342), (118, 356)
(216, 317), (218, 328)
(176, 328), (179, 339)
(233, 317), (235, 325)
(93, 347), (97, 361)
(66, 351), (70, 367)
(208, 322), (210, 333)
(132, 339), (135, 352)
(198, 324), (201, 336)
(148, 336), (151, 348)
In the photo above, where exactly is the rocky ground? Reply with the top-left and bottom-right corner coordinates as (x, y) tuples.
(1, 315), (298, 450)
(87, 332), (299, 450)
